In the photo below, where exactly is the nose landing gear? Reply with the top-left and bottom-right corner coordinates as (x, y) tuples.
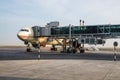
(26, 43), (31, 52)
(24, 42), (31, 52)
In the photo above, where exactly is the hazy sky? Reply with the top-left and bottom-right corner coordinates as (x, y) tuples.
(0, 0), (120, 45)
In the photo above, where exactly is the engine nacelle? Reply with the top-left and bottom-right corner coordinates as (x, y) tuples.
(32, 43), (40, 48)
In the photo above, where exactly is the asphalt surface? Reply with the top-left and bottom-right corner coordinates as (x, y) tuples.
(0, 47), (120, 61)
(0, 47), (120, 80)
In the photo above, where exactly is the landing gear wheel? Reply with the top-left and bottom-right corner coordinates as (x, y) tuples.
(27, 48), (31, 52)
(51, 45), (57, 51)
(67, 47), (72, 53)
(80, 48), (85, 53)
(51, 48), (57, 51)
(72, 49), (77, 53)
(26, 43), (31, 52)
(54, 48), (57, 51)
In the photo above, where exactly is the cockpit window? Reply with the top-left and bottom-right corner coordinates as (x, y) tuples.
(20, 29), (29, 32)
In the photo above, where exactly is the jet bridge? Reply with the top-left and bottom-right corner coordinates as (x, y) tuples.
(32, 24), (120, 53)
(32, 24), (120, 38)
(51, 24), (120, 37)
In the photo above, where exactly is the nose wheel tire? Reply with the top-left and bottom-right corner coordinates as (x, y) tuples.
(27, 48), (31, 52)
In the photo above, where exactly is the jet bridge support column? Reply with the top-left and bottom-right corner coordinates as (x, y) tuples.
(61, 38), (67, 53)
(67, 38), (77, 53)
(80, 39), (85, 53)
(78, 37), (85, 53)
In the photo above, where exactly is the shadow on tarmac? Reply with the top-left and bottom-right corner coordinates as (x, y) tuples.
(0, 51), (120, 61)
(0, 76), (53, 80)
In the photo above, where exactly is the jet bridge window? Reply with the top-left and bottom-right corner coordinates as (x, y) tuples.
(111, 25), (120, 33)
(20, 29), (29, 32)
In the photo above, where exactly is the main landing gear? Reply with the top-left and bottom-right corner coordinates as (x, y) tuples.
(51, 45), (57, 51)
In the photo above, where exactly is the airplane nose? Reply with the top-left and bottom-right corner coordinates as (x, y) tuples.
(17, 31), (31, 41)
(17, 32), (23, 40)
(17, 32), (27, 41)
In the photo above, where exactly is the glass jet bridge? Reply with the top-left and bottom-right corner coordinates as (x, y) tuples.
(32, 24), (120, 53)
(51, 24), (120, 38)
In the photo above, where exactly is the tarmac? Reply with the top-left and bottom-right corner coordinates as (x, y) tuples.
(0, 46), (120, 80)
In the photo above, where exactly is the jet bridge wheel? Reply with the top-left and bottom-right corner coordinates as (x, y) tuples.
(67, 47), (77, 53)
(79, 48), (85, 53)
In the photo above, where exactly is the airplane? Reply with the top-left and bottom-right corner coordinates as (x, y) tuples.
(17, 27), (64, 52)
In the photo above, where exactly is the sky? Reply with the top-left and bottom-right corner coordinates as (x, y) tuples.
(0, 0), (120, 45)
